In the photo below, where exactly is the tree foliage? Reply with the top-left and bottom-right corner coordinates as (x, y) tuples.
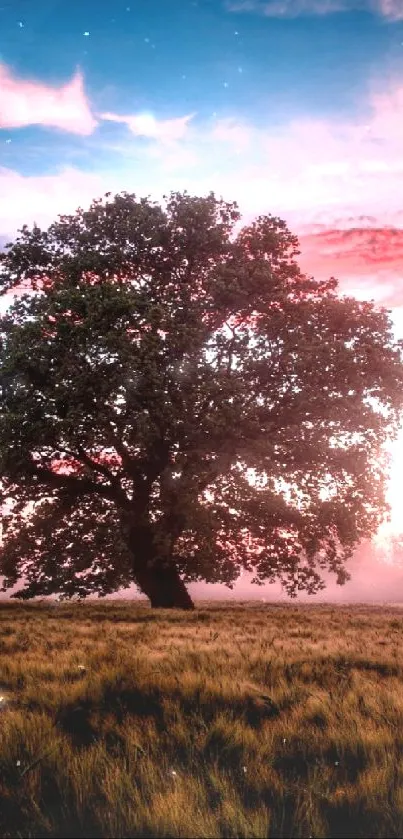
(1, 191), (403, 604)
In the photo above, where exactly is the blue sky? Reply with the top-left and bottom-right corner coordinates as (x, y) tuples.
(2, 0), (403, 599)
(1, 0), (403, 230)
(2, 0), (396, 126)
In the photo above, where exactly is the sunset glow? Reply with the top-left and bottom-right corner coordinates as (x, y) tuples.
(374, 431), (403, 557)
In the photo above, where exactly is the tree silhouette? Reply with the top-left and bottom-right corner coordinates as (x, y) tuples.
(1, 191), (402, 608)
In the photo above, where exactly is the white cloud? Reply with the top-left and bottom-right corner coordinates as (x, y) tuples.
(99, 110), (195, 143)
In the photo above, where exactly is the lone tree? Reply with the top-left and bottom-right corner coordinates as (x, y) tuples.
(1, 191), (403, 609)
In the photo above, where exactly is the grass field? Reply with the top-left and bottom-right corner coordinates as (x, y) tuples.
(0, 599), (402, 838)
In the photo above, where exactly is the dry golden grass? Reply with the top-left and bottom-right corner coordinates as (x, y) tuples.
(0, 599), (402, 838)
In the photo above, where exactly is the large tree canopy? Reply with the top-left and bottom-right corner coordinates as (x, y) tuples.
(1, 191), (403, 608)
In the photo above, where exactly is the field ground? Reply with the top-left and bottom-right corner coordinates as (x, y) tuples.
(0, 599), (402, 838)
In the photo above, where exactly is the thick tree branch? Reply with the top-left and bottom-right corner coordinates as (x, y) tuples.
(106, 424), (140, 478)
(26, 459), (130, 507)
(75, 444), (120, 483)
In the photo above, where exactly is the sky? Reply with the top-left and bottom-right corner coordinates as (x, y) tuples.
(1, 0), (403, 601)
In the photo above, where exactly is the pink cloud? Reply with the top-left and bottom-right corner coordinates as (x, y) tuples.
(0, 64), (97, 135)
(3, 72), (403, 238)
(298, 225), (403, 302)
(225, 0), (346, 14)
(377, 0), (403, 20)
(225, 0), (403, 19)
(100, 110), (195, 143)
(294, 223), (403, 374)
(0, 166), (110, 240)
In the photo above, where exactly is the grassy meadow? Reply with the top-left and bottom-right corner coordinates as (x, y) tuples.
(0, 599), (401, 838)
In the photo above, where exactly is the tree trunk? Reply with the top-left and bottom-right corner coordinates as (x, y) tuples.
(127, 522), (195, 610)
(133, 564), (195, 609)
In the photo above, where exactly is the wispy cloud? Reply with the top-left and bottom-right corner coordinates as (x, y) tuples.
(211, 117), (252, 150)
(0, 64), (97, 135)
(225, 0), (347, 16)
(377, 0), (403, 20)
(3, 74), (403, 237)
(225, 0), (403, 19)
(99, 110), (195, 143)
